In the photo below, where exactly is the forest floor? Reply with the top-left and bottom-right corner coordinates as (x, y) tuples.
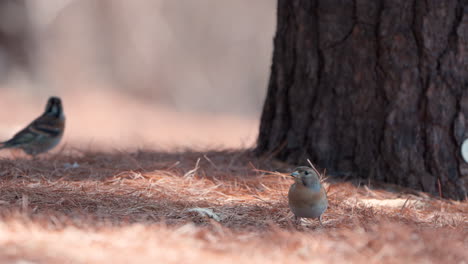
(0, 89), (466, 263)
(0, 149), (466, 264)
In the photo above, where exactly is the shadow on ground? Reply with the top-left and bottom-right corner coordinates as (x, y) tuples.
(0, 149), (465, 232)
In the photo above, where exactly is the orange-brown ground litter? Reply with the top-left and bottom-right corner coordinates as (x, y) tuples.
(0, 150), (466, 263)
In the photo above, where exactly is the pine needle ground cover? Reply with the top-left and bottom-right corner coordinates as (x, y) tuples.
(0, 150), (466, 264)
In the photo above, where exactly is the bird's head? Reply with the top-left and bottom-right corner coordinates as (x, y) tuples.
(44, 96), (64, 119)
(291, 166), (321, 191)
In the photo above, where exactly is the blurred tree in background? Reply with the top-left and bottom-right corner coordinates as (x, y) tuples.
(1, 0), (274, 116)
(257, 0), (468, 200)
(0, 0), (32, 82)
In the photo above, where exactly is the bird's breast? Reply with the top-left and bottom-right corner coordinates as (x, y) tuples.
(288, 183), (328, 218)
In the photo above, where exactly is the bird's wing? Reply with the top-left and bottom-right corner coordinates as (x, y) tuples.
(29, 115), (64, 137)
(1, 115), (62, 148)
(3, 126), (40, 147)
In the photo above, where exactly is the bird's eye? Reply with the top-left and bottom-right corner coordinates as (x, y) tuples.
(304, 171), (309, 175)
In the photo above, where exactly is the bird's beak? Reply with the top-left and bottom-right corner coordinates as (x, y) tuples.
(290, 171), (299, 178)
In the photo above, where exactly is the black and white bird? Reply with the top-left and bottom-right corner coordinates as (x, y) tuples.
(0, 97), (65, 156)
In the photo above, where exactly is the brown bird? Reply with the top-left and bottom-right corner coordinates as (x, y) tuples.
(288, 166), (328, 226)
(0, 97), (65, 156)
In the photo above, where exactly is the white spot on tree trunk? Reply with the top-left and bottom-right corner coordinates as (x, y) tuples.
(461, 139), (468, 163)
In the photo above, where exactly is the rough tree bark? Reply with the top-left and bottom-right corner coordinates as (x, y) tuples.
(257, 0), (468, 200)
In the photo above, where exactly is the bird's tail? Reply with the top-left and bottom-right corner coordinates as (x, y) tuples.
(0, 141), (8, 149)
(0, 139), (20, 150)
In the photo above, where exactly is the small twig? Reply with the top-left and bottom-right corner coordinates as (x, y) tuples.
(22, 194), (29, 212)
(364, 185), (382, 198)
(307, 159), (327, 181)
(400, 197), (411, 213)
(306, 159), (320, 175)
(252, 195), (273, 205)
(184, 158), (201, 178)
(437, 178), (443, 198)
(320, 168), (329, 182)
(261, 140), (287, 161)
(248, 162), (257, 170)
(252, 168), (285, 177)
(165, 161), (180, 170)
(203, 155), (219, 170)
(260, 183), (272, 191)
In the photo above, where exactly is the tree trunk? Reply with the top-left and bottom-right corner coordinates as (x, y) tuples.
(257, 0), (468, 200)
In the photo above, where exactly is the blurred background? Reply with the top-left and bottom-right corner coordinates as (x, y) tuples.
(0, 0), (275, 151)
